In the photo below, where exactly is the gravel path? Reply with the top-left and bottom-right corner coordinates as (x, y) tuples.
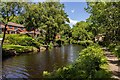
(103, 48), (120, 79)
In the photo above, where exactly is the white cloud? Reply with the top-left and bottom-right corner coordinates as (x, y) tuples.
(66, 17), (79, 27)
(71, 9), (75, 13)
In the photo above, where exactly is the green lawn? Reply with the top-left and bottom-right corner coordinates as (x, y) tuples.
(3, 45), (38, 53)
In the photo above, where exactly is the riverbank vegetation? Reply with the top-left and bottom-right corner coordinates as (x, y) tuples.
(85, 2), (120, 59)
(2, 34), (40, 58)
(43, 44), (111, 79)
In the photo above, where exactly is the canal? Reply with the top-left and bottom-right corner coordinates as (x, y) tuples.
(2, 44), (84, 78)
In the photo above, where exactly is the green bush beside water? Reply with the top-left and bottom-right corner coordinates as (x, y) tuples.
(4, 34), (41, 49)
(2, 34), (41, 57)
(43, 44), (111, 79)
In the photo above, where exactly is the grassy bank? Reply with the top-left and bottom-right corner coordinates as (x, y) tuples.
(2, 34), (41, 58)
(3, 45), (38, 53)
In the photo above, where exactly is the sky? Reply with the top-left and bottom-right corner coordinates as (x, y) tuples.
(62, 2), (90, 27)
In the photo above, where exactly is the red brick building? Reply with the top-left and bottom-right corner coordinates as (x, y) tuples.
(0, 22), (40, 35)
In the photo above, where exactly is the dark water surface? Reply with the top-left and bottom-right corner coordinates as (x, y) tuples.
(2, 44), (84, 78)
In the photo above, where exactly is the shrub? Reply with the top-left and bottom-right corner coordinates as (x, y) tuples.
(108, 43), (116, 51)
(108, 43), (120, 59)
(114, 46), (120, 59)
(75, 45), (108, 78)
(4, 34), (41, 49)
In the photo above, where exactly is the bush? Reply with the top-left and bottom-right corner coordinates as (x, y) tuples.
(108, 43), (116, 51)
(75, 45), (108, 78)
(114, 46), (120, 59)
(4, 34), (41, 49)
(108, 43), (120, 59)
(43, 45), (111, 79)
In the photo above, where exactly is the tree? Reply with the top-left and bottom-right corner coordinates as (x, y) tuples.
(38, 2), (69, 45)
(0, 2), (24, 45)
(72, 21), (93, 41)
(21, 2), (43, 37)
(86, 2), (120, 44)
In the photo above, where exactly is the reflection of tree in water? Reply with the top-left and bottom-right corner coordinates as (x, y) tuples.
(44, 50), (52, 71)
(24, 54), (43, 78)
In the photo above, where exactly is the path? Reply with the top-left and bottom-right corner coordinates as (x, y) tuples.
(103, 47), (120, 79)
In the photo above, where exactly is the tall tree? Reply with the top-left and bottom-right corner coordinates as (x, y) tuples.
(0, 2), (24, 45)
(86, 2), (120, 44)
(21, 2), (43, 37)
(21, 2), (69, 45)
(41, 2), (69, 45)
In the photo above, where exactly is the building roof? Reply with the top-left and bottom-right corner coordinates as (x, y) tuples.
(8, 22), (25, 28)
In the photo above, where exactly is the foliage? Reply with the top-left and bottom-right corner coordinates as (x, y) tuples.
(86, 2), (120, 44)
(60, 24), (72, 40)
(4, 34), (41, 49)
(72, 21), (94, 41)
(0, 2), (24, 45)
(114, 46), (120, 59)
(0, 2), (24, 23)
(43, 45), (111, 79)
(21, 2), (69, 45)
(108, 43), (116, 51)
(75, 45), (108, 78)
(109, 43), (120, 59)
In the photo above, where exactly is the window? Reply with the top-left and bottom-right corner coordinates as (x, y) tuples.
(14, 27), (18, 30)
(9, 26), (13, 29)
(21, 28), (24, 30)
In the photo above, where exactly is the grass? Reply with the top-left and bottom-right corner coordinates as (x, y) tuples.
(3, 45), (38, 53)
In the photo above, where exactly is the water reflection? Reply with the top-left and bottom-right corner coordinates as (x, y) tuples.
(2, 44), (84, 78)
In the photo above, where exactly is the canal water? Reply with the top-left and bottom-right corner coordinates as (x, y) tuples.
(2, 44), (84, 78)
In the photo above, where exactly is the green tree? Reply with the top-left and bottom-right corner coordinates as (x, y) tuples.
(20, 3), (42, 37)
(0, 2), (24, 45)
(72, 21), (93, 41)
(86, 2), (120, 44)
(21, 2), (69, 46)
(39, 2), (69, 45)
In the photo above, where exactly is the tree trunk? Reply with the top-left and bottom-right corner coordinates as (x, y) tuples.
(1, 24), (7, 46)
